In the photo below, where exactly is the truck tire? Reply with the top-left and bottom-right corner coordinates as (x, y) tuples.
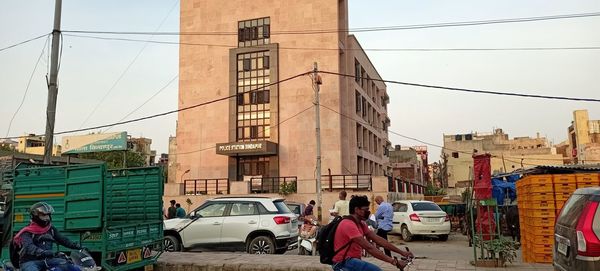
(248, 236), (275, 254)
(164, 235), (181, 252)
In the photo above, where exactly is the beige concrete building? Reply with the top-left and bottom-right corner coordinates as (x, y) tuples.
(442, 129), (563, 195)
(128, 136), (156, 166)
(175, 0), (390, 189)
(566, 110), (600, 164)
(17, 134), (61, 156)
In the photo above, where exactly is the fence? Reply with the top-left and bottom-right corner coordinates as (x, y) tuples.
(322, 174), (372, 191)
(184, 179), (230, 195)
(249, 177), (297, 194)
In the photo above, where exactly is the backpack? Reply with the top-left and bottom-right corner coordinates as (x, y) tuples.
(9, 238), (21, 268)
(317, 216), (361, 265)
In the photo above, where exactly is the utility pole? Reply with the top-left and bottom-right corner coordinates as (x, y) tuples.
(43, 0), (63, 164)
(313, 63), (323, 221)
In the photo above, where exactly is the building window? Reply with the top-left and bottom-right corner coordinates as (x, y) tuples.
(465, 134), (473, 140)
(238, 17), (270, 47)
(354, 59), (361, 83)
(362, 98), (368, 118)
(355, 91), (361, 113)
(361, 68), (367, 89)
(452, 152), (459, 158)
(455, 134), (463, 141)
(236, 51), (271, 141)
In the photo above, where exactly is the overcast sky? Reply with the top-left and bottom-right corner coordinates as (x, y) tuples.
(1, 0), (599, 162)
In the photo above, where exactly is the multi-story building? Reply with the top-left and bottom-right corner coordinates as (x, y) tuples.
(17, 134), (61, 156)
(442, 129), (563, 195)
(127, 136), (156, 166)
(176, 0), (390, 185)
(566, 110), (600, 164)
(389, 145), (427, 195)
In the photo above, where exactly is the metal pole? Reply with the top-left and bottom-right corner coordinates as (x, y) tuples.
(43, 0), (62, 164)
(313, 62), (323, 221)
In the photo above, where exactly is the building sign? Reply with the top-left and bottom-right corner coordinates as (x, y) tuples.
(62, 132), (128, 154)
(216, 140), (277, 156)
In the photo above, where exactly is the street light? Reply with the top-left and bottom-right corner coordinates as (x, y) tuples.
(181, 169), (191, 183)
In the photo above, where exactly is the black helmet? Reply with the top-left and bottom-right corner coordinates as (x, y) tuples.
(30, 202), (54, 227)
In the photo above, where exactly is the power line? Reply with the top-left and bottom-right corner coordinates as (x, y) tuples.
(103, 74), (178, 133)
(170, 104), (314, 156)
(0, 71), (310, 141)
(5, 36), (50, 137)
(319, 71), (600, 102)
(0, 33), (49, 53)
(64, 34), (600, 52)
(77, 0), (180, 129)
(62, 11), (600, 36)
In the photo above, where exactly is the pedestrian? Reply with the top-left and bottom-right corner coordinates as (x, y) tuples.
(374, 195), (394, 257)
(331, 195), (413, 271)
(167, 200), (177, 219)
(330, 191), (349, 217)
(176, 203), (186, 218)
(304, 200), (315, 217)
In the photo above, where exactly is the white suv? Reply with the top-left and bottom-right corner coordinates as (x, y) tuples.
(163, 197), (298, 254)
(391, 200), (451, 241)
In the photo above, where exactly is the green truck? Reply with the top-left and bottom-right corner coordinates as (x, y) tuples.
(1, 163), (163, 271)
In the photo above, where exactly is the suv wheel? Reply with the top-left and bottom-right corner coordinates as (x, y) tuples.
(248, 236), (275, 254)
(164, 235), (181, 252)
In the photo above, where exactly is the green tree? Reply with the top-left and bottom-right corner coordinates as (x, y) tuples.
(79, 151), (145, 169)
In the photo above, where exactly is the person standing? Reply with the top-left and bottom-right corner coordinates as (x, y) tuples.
(374, 195), (394, 257)
(167, 200), (177, 219)
(175, 203), (186, 218)
(331, 191), (349, 217)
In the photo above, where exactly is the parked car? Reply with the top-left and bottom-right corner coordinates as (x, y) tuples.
(391, 200), (451, 241)
(164, 197), (299, 254)
(554, 187), (600, 271)
(286, 201), (306, 226)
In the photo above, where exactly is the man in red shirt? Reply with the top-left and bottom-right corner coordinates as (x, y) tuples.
(332, 195), (413, 271)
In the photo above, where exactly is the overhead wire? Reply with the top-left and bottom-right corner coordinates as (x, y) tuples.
(0, 71), (311, 141)
(5, 35), (51, 137)
(77, 0), (180, 129)
(0, 33), (49, 53)
(64, 34), (600, 52)
(319, 70), (600, 102)
(103, 74), (179, 133)
(62, 11), (600, 36)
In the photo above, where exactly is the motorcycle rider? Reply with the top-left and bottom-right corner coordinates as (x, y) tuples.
(13, 202), (84, 271)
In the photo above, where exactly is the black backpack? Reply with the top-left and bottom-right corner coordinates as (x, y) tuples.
(9, 238), (21, 268)
(317, 216), (360, 265)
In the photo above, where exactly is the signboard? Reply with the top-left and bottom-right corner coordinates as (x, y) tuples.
(62, 132), (128, 154)
(216, 140), (277, 156)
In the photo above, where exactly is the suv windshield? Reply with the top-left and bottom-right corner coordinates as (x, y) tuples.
(412, 202), (442, 211)
(556, 194), (588, 228)
(274, 201), (292, 214)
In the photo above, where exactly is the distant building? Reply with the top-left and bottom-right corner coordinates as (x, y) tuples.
(17, 134), (61, 156)
(389, 145), (428, 195)
(443, 128), (563, 195)
(0, 139), (17, 150)
(566, 110), (600, 164)
(167, 136), (177, 183)
(127, 136), (156, 166)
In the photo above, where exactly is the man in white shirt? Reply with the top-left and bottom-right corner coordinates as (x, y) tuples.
(330, 190), (350, 217)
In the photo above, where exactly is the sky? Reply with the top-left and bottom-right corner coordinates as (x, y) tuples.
(1, 0), (599, 162)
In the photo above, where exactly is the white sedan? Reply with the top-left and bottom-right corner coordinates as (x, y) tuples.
(391, 200), (451, 241)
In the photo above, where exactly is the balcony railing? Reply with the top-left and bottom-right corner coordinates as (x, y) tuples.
(184, 179), (230, 195)
(323, 174), (372, 191)
(249, 177), (297, 194)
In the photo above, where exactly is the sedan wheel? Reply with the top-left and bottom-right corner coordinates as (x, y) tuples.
(249, 236), (275, 254)
(401, 226), (413, 242)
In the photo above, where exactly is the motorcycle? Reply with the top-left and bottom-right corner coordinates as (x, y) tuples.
(2, 249), (100, 271)
(298, 218), (319, 256)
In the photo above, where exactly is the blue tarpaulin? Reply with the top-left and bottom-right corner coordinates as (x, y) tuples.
(492, 174), (520, 205)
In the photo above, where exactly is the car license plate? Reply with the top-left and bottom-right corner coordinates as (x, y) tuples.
(557, 242), (568, 256)
(424, 217), (439, 223)
(127, 248), (142, 264)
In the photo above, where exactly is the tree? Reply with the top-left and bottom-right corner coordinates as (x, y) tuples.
(79, 151), (145, 169)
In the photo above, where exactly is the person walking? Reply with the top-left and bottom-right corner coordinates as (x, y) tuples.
(175, 203), (186, 218)
(374, 195), (394, 257)
(330, 195), (412, 271)
(167, 200), (177, 219)
(330, 191), (349, 217)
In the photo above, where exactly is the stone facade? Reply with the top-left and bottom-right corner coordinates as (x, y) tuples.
(175, 1), (390, 187)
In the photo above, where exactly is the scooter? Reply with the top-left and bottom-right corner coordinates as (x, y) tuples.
(298, 219), (319, 256)
(2, 249), (100, 271)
